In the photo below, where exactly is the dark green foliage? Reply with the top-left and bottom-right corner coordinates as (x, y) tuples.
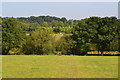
(71, 16), (119, 55)
(17, 16), (79, 28)
(17, 16), (67, 26)
(109, 38), (119, 51)
(2, 18), (23, 55)
(71, 20), (92, 55)
(53, 27), (61, 33)
(90, 17), (119, 55)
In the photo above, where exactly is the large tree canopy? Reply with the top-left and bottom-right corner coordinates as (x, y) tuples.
(2, 18), (23, 55)
(71, 17), (119, 55)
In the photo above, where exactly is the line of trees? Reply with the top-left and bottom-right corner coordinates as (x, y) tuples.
(1, 16), (119, 55)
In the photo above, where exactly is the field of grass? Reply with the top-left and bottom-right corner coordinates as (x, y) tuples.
(2, 55), (118, 78)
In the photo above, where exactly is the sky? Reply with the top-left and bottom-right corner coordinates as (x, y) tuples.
(1, 0), (119, 2)
(1, 1), (119, 20)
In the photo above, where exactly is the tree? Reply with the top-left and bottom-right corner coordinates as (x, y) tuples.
(50, 20), (64, 27)
(71, 16), (119, 55)
(2, 18), (23, 55)
(41, 22), (49, 27)
(55, 34), (73, 55)
(22, 28), (54, 55)
(53, 27), (61, 33)
(71, 19), (93, 55)
(72, 16), (119, 55)
(90, 17), (119, 55)
(60, 17), (67, 22)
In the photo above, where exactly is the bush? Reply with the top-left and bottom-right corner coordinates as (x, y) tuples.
(55, 34), (73, 55)
(22, 28), (54, 55)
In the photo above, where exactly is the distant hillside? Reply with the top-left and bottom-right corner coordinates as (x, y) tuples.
(16, 16), (80, 27)
(17, 16), (67, 23)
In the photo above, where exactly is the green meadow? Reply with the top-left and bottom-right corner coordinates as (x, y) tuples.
(2, 55), (118, 78)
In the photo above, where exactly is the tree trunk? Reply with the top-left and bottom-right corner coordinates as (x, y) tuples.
(98, 50), (99, 56)
(101, 51), (104, 56)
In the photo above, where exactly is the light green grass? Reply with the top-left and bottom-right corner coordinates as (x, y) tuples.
(2, 55), (118, 78)
(0, 56), (2, 78)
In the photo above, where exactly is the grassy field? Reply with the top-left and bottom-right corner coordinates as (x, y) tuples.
(2, 55), (118, 78)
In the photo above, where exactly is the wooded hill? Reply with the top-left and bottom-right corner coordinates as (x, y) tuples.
(1, 16), (120, 55)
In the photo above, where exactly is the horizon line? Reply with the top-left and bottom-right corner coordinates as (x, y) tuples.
(1, 15), (118, 20)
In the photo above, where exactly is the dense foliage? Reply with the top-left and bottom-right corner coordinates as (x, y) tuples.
(2, 18), (24, 55)
(22, 28), (54, 55)
(71, 17), (119, 55)
(1, 16), (119, 55)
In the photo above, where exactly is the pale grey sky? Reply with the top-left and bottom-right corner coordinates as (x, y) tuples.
(1, 2), (118, 20)
(1, 0), (119, 2)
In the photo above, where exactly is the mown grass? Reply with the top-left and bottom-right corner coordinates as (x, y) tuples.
(2, 55), (118, 78)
